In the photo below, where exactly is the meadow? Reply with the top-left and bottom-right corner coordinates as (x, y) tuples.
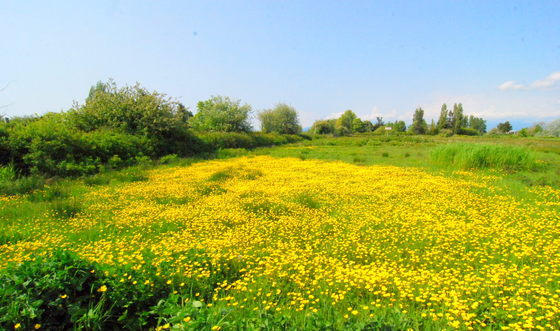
(1, 135), (560, 330)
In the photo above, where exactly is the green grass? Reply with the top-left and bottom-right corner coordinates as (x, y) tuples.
(1, 134), (560, 329)
(430, 143), (537, 171)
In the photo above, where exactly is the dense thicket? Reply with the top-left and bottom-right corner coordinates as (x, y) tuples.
(0, 81), (304, 178)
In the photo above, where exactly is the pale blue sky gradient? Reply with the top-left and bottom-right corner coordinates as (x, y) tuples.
(1, 1), (559, 129)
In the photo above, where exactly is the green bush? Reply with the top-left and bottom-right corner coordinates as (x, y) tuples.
(438, 129), (453, 137)
(431, 143), (537, 171)
(197, 132), (303, 150)
(191, 96), (252, 133)
(0, 251), (101, 330)
(0, 82), (301, 179)
(159, 154), (179, 164)
(258, 103), (302, 134)
(457, 127), (480, 136)
(0, 164), (16, 182)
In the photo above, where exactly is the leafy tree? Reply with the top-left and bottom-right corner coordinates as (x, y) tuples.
(352, 118), (366, 133)
(311, 119), (336, 134)
(527, 123), (544, 136)
(496, 121), (513, 133)
(362, 120), (375, 132)
(175, 103), (193, 124)
(71, 80), (187, 138)
(409, 107), (427, 134)
(335, 110), (357, 134)
(467, 115), (486, 134)
(427, 119), (438, 135)
(258, 103), (301, 134)
(86, 80), (110, 103)
(372, 117), (384, 131)
(387, 120), (406, 132)
(437, 104), (449, 130)
(452, 103), (464, 134)
(518, 128), (529, 137)
(191, 96), (252, 133)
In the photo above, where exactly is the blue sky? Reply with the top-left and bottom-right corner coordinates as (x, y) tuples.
(1, 1), (559, 130)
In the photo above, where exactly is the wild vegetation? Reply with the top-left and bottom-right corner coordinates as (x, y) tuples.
(1, 133), (560, 330)
(1, 80), (560, 330)
(0, 80), (306, 192)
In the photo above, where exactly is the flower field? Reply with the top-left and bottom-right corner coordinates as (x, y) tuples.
(1, 155), (560, 330)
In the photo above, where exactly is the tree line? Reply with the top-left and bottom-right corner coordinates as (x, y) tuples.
(309, 103), (488, 137)
(2, 79), (559, 179)
(0, 80), (305, 178)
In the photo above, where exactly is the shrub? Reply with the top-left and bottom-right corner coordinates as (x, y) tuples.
(438, 129), (453, 137)
(197, 132), (303, 150)
(0, 251), (101, 330)
(70, 80), (185, 138)
(191, 96), (252, 133)
(258, 104), (302, 134)
(159, 154), (179, 164)
(431, 143), (537, 171)
(0, 164), (16, 182)
(457, 127), (480, 136)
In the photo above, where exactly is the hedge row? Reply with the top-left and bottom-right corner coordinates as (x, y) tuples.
(0, 120), (306, 178)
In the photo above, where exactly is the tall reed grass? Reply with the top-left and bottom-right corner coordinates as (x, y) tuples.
(431, 143), (537, 171)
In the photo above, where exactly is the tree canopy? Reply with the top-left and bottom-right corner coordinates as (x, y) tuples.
(191, 96), (252, 133)
(258, 103), (301, 134)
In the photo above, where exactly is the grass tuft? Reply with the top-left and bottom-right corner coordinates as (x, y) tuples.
(431, 143), (537, 171)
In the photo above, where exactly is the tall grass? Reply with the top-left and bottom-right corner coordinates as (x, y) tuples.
(431, 143), (537, 171)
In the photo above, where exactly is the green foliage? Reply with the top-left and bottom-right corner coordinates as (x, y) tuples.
(437, 104), (449, 130)
(0, 251), (101, 330)
(0, 175), (45, 195)
(0, 81), (217, 178)
(389, 120), (407, 132)
(456, 127), (481, 136)
(198, 132), (303, 150)
(2, 116), (156, 177)
(467, 115), (487, 134)
(335, 110), (357, 135)
(431, 143), (537, 171)
(258, 103), (302, 134)
(159, 154), (179, 164)
(435, 103), (485, 135)
(372, 126), (387, 135)
(311, 119), (336, 135)
(0, 164), (16, 182)
(451, 103), (464, 134)
(72, 80), (186, 137)
(409, 108), (427, 134)
(352, 118), (366, 133)
(191, 96), (252, 133)
(528, 123), (544, 136)
(496, 121), (513, 134)
(438, 129), (453, 137)
(72, 80), (202, 158)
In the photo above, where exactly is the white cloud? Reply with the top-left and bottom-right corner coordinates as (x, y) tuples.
(498, 71), (560, 91)
(498, 81), (524, 91)
(531, 71), (560, 89)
